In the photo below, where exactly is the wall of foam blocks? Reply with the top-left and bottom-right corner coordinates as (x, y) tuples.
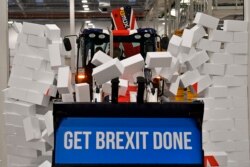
(176, 13), (248, 167)
(2, 22), (63, 167)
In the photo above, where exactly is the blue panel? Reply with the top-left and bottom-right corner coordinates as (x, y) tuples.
(55, 118), (202, 165)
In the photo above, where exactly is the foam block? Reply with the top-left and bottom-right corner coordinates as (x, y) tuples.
(234, 55), (247, 65)
(91, 50), (112, 66)
(225, 65), (247, 76)
(27, 35), (48, 48)
(92, 58), (124, 85)
(23, 116), (42, 141)
(167, 35), (182, 56)
(224, 20), (248, 32)
(228, 86), (247, 97)
(203, 119), (234, 130)
(168, 77), (180, 96)
(32, 71), (55, 84)
(194, 12), (219, 29)
(201, 97), (233, 109)
(180, 70), (200, 87)
(4, 99), (36, 116)
(234, 141), (250, 151)
(75, 83), (91, 102)
(145, 52), (172, 68)
(196, 38), (221, 52)
(160, 57), (180, 82)
(61, 93), (74, 102)
(26, 91), (50, 106)
(7, 155), (37, 166)
(118, 79), (128, 96)
(48, 44), (63, 70)
(200, 63), (225, 76)
(213, 76), (247, 86)
(203, 141), (235, 152)
(57, 66), (72, 94)
(44, 111), (53, 136)
(22, 22), (45, 36)
(39, 160), (51, 167)
(186, 50), (209, 70)
(228, 151), (249, 161)
(205, 152), (228, 166)
(17, 43), (49, 60)
(3, 112), (25, 126)
(196, 75), (212, 94)
(121, 53), (144, 81)
(210, 131), (229, 142)
(4, 87), (28, 101)
(17, 33), (28, 44)
(233, 32), (248, 43)
(209, 53), (234, 64)
(102, 81), (112, 95)
(204, 109), (230, 120)
(13, 22), (23, 33)
(11, 66), (33, 80)
(14, 54), (44, 70)
(7, 145), (41, 158)
(45, 24), (60, 41)
(209, 29), (233, 42)
(224, 42), (248, 54)
(205, 86), (227, 97)
(181, 26), (206, 48)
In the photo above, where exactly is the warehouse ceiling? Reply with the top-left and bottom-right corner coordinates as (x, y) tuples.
(8, 0), (156, 20)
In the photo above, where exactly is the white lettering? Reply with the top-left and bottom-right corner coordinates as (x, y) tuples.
(74, 131), (82, 149)
(140, 132), (149, 149)
(64, 131), (73, 149)
(116, 132), (124, 149)
(125, 132), (135, 149)
(106, 131), (115, 149)
(184, 132), (192, 150)
(96, 131), (105, 149)
(153, 132), (162, 149)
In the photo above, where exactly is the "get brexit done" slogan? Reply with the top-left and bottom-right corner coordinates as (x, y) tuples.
(64, 131), (193, 150)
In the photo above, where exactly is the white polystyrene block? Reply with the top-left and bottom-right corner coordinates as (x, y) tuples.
(234, 55), (247, 65)
(225, 65), (247, 76)
(196, 75), (212, 94)
(92, 58), (124, 85)
(45, 24), (60, 41)
(3, 112), (25, 126)
(168, 35), (182, 56)
(57, 66), (72, 94)
(200, 63), (225, 76)
(232, 97), (248, 109)
(44, 110), (53, 136)
(91, 50), (112, 66)
(233, 32), (248, 43)
(145, 52), (172, 68)
(75, 83), (91, 102)
(202, 131), (209, 143)
(102, 81), (112, 95)
(119, 79), (128, 96)
(17, 33), (28, 44)
(11, 66), (34, 79)
(4, 87), (28, 101)
(160, 57), (180, 82)
(224, 20), (248, 32)
(228, 86), (247, 97)
(121, 53), (144, 81)
(196, 38), (221, 52)
(186, 50), (209, 70)
(178, 47), (196, 64)
(13, 22), (23, 33)
(191, 25), (207, 44)
(48, 43), (63, 70)
(181, 26), (206, 48)
(26, 91), (50, 106)
(32, 70), (55, 84)
(209, 53), (234, 64)
(27, 35), (48, 48)
(61, 93), (74, 102)
(203, 141), (235, 152)
(4, 99), (36, 116)
(213, 76), (247, 86)
(39, 160), (51, 167)
(22, 22), (45, 36)
(14, 54), (44, 70)
(203, 119), (234, 130)
(180, 70), (200, 88)
(7, 145), (41, 158)
(7, 155), (37, 166)
(224, 42), (248, 54)
(168, 77), (180, 96)
(194, 12), (219, 29)
(210, 131), (229, 142)
(234, 141), (250, 151)
(204, 109), (231, 120)
(205, 86), (227, 97)
(230, 108), (248, 120)
(209, 29), (233, 42)
(228, 151), (249, 161)
(147, 88), (158, 102)
(17, 43), (50, 60)
(205, 152), (228, 166)
(93, 89), (103, 102)
(201, 97), (233, 109)
(23, 116), (42, 142)
(6, 135), (50, 152)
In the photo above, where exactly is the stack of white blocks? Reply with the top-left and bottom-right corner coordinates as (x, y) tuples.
(3, 22), (63, 167)
(164, 12), (249, 166)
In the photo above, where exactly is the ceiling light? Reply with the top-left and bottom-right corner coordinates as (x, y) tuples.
(171, 9), (176, 16)
(82, 0), (88, 3)
(82, 5), (88, 8)
(8, 20), (14, 24)
(85, 20), (91, 23)
(84, 7), (90, 11)
(162, 22), (165, 25)
(88, 23), (93, 26)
